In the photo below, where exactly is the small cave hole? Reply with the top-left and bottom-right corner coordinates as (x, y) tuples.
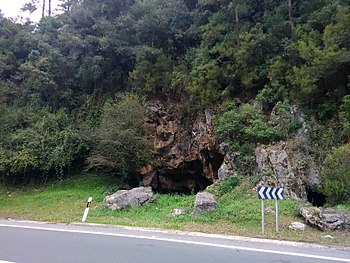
(307, 188), (326, 207)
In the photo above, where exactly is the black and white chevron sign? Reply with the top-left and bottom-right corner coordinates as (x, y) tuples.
(257, 186), (284, 200)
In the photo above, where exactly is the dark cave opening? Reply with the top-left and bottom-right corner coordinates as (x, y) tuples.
(307, 188), (326, 207)
(150, 159), (217, 194)
(147, 148), (224, 194)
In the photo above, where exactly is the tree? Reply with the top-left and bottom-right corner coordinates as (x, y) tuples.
(321, 143), (350, 204)
(340, 95), (350, 141)
(21, 0), (39, 14)
(0, 106), (88, 184)
(129, 46), (172, 97)
(288, 0), (292, 26)
(87, 94), (150, 184)
(42, 0), (46, 18)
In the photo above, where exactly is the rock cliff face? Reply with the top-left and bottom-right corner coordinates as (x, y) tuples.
(255, 140), (319, 200)
(138, 102), (223, 193)
(255, 105), (323, 202)
(140, 101), (324, 203)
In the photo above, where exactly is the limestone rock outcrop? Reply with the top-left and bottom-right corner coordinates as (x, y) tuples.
(103, 186), (155, 210)
(255, 105), (322, 201)
(139, 102), (223, 193)
(255, 140), (322, 200)
(300, 207), (350, 231)
(217, 143), (238, 180)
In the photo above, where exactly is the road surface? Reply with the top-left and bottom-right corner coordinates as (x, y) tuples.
(0, 220), (349, 263)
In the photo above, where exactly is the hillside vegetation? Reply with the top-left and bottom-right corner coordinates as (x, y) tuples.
(0, 0), (349, 205)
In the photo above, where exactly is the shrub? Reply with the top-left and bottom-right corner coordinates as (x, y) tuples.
(340, 95), (350, 141)
(0, 107), (89, 184)
(87, 94), (150, 184)
(214, 102), (281, 175)
(219, 176), (239, 196)
(321, 143), (350, 205)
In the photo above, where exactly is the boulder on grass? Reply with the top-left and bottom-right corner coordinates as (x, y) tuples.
(193, 192), (217, 215)
(103, 186), (155, 210)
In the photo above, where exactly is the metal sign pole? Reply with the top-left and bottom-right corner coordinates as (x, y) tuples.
(261, 199), (265, 235)
(258, 186), (284, 235)
(276, 199), (279, 232)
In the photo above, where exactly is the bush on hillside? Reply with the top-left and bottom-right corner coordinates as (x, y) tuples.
(340, 95), (350, 141)
(0, 107), (88, 184)
(87, 94), (150, 184)
(321, 143), (350, 205)
(214, 102), (282, 175)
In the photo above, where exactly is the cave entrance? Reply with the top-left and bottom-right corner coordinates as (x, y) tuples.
(307, 188), (326, 207)
(152, 160), (212, 194)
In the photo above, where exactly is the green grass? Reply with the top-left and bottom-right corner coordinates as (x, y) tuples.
(337, 203), (350, 213)
(0, 173), (349, 246)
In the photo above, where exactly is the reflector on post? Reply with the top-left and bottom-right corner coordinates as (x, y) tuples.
(82, 197), (92, 223)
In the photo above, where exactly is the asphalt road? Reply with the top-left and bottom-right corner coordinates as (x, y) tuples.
(0, 220), (349, 263)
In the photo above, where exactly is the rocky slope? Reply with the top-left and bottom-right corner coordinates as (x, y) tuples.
(139, 101), (325, 205)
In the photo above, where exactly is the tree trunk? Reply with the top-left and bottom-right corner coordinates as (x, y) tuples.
(42, 0), (46, 18)
(235, 7), (239, 27)
(288, 0), (293, 37)
(288, 0), (292, 25)
(49, 0), (52, 16)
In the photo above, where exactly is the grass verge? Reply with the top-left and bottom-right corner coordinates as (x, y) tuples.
(0, 173), (349, 246)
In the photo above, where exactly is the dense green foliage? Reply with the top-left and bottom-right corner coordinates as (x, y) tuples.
(0, 0), (349, 198)
(215, 101), (281, 174)
(87, 94), (150, 184)
(0, 106), (88, 184)
(321, 144), (350, 204)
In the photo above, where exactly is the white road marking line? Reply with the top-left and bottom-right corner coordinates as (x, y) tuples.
(1, 224), (349, 262)
(0, 260), (15, 263)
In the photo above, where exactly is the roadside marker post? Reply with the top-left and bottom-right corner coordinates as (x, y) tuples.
(82, 197), (92, 223)
(258, 187), (284, 235)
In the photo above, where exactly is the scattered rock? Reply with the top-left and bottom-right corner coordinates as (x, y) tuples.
(103, 186), (155, 210)
(300, 207), (350, 231)
(289, 222), (306, 231)
(265, 206), (275, 213)
(170, 208), (186, 216)
(193, 192), (217, 215)
(322, 235), (334, 239)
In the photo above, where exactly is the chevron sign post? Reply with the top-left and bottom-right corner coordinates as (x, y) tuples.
(257, 186), (284, 235)
(258, 187), (284, 200)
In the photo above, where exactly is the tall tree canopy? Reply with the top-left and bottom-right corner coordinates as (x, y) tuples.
(0, 0), (349, 186)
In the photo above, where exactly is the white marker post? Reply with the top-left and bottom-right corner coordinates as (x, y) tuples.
(82, 197), (92, 223)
